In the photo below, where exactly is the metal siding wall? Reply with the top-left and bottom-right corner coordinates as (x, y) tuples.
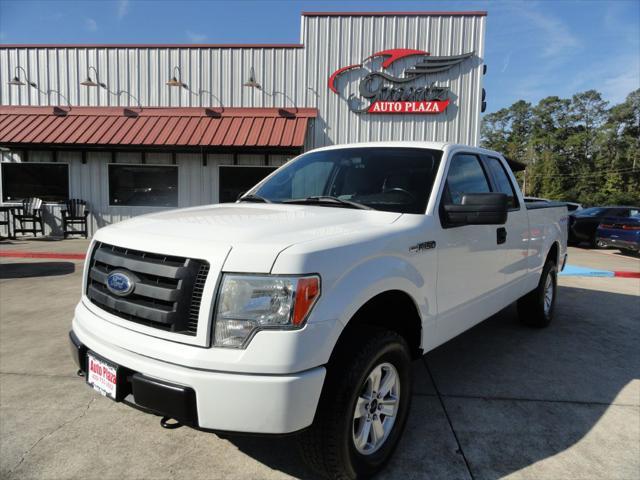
(0, 14), (485, 236)
(1, 14), (484, 144)
(268, 154), (293, 167)
(302, 14), (486, 146)
(237, 154), (264, 166)
(178, 153), (204, 207)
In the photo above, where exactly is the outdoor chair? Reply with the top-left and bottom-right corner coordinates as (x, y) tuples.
(0, 205), (14, 239)
(62, 199), (90, 238)
(12, 197), (44, 237)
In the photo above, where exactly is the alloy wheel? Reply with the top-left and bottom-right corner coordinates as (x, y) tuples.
(352, 362), (400, 455)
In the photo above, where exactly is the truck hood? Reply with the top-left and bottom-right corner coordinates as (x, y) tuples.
(94, 203), (402, 272)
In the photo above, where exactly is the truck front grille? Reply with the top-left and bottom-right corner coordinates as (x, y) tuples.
(86, 242), (209, 336)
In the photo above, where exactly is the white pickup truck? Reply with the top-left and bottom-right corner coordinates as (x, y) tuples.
(70, 142), (567, 479)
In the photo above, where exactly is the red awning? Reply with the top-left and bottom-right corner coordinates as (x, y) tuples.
(0, 106), (316, 149)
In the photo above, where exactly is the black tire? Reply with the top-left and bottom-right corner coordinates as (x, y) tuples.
(517, 258), (557, 328)
(299, 328), (412, 480)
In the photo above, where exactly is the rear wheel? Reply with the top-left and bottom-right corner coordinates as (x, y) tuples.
(518, 258), (557, 328)
(299, 328), (412, 479)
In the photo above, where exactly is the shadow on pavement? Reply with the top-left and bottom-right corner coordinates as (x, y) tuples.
(612, 249), (640, 259)
(0, 262), (76, 279)
(423, 284), (639, 478)
(0, 236), (64, 244)
(221, 435), (315, 479)
(223, 285), (639, 479)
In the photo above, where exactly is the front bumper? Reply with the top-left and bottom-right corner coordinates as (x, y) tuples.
(70, 326), (326, 434)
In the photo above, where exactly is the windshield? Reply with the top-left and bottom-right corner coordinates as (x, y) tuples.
(250, 147), (443, 214)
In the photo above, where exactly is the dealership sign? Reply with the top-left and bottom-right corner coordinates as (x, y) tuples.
(328, 49), (473, 114)
(368, 100), (450, 114)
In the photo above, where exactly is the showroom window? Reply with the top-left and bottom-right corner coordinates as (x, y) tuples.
(219, 166), (276, 203)
(108, 165), (178, 207)
(1, 162), (69, 202)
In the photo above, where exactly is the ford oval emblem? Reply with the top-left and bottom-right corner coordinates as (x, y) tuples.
(106, 270), (135, 297)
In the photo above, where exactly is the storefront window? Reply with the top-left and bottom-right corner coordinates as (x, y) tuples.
(219, 166), (276, 203)
(1, 162), (69, 202)
(108, 165), (178, 207)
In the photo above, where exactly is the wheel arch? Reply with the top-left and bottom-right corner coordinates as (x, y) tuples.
(547, 241), (560, 266)
(331, 289), (424, 361)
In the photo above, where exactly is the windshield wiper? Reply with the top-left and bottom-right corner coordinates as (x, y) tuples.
(283, 196), (372, 210)
(238, 194), (272, 203)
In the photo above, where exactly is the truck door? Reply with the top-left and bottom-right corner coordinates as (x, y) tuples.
(482, 155), (530, 298)
(434, 152), (510, 342)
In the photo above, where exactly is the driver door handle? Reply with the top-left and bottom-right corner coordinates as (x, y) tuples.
(497, 227), (507, 245)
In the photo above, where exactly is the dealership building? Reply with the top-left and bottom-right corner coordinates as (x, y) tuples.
(0, 11), (486, 236)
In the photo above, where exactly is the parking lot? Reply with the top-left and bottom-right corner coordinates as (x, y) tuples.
(1, 240), (638, 480)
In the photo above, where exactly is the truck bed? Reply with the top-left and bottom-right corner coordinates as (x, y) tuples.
(525, 201), (569, 210)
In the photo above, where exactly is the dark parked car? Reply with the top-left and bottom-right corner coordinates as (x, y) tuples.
(569, 206), (640, 247)
(596, 214), (640, 253)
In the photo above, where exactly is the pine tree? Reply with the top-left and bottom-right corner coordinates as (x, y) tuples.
(481, 88), (639, 206)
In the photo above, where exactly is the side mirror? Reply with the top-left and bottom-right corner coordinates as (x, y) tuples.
(443, 193), (508, 226)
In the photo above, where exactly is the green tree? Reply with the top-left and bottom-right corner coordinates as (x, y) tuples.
(481, 108), (511, 154)
(481, 88), (639, 206)
(601, 89), (640, 204)
(528, 96), (572, 198)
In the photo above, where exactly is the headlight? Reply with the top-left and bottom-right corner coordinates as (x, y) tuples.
(213, 274), (321, 348)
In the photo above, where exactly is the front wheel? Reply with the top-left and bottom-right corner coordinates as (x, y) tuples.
(518, 259), (557, 328)
(299, 328), (412, 479)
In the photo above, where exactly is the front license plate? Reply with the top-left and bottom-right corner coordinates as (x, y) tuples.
(86, 352), (118, 400)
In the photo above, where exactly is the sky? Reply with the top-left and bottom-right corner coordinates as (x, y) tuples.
(0, 0), (638, 114)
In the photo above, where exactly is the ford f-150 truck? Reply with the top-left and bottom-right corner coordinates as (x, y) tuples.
(70, 142), (568, 479)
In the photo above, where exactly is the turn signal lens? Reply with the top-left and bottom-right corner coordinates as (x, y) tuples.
(292, 277), (321, 326)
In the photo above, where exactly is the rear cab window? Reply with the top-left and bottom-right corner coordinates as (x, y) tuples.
(484, 156), (520, 210)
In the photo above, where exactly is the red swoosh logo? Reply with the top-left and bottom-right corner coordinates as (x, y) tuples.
(327, 63), (362, 94)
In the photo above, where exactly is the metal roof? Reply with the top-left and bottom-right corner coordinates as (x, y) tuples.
(0, 44), (304, 49)
(0, 107), (316, 149)
(301, 11), (487, 16)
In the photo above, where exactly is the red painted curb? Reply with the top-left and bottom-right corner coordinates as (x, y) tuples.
(614, 271), (640, 279)
(0, 251), (86, 260)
